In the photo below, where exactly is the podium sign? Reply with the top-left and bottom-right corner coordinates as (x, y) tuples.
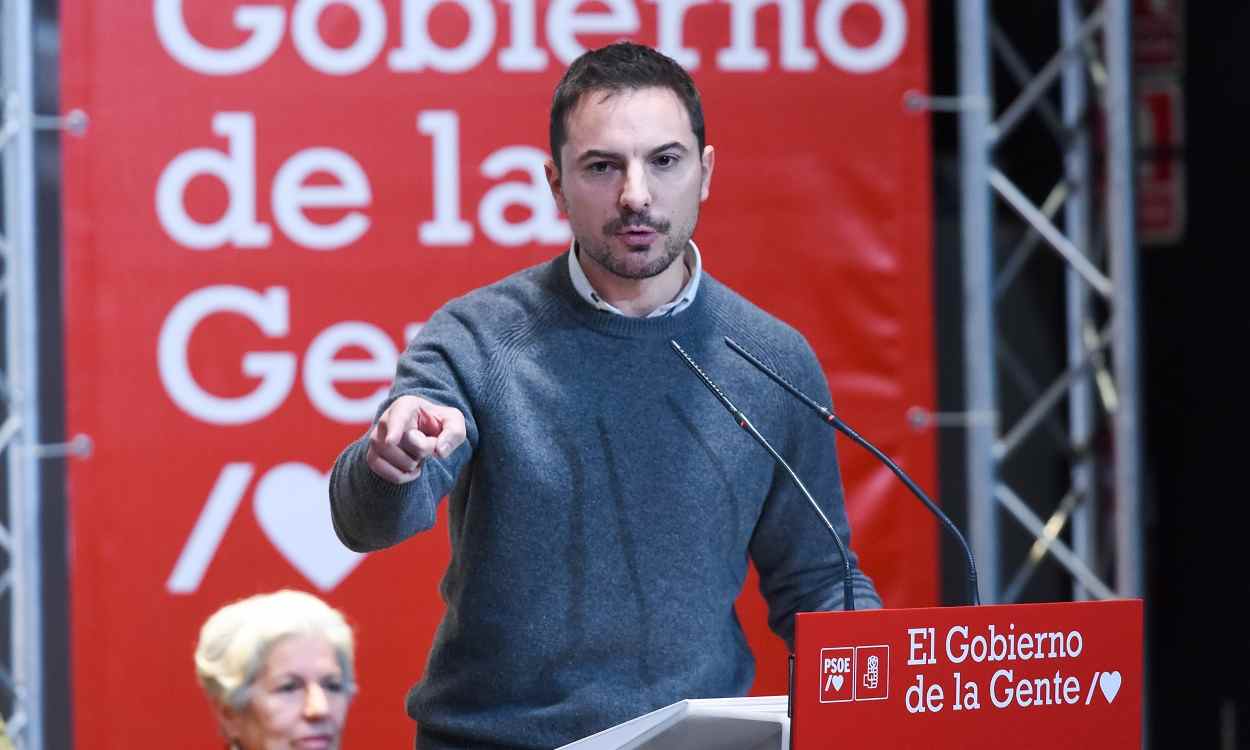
(793, 600), (1142, 748)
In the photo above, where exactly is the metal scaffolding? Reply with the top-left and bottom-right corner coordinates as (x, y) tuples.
(957, 0), (1143, 604)
(2, 0), (44, 747)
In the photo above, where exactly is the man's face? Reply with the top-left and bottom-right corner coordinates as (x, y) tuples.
(547, 86), (714, 281)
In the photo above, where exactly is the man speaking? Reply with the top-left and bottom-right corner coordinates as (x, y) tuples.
(330, 41), (880, 750)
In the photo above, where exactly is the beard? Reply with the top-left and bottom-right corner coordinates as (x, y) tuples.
(578, 207), (697, 280)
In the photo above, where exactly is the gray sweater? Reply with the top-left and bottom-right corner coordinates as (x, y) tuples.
(330, 253), (880, 749)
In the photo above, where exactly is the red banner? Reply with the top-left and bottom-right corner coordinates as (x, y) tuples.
(61, 1), (933, 745)
(793, 601), (1143, 748)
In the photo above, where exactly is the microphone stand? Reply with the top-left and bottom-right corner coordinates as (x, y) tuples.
(670, 340), (857, 612)
(724, 336), (981, 606)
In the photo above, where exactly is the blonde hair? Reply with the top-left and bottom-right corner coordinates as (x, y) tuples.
(194, 589), (356, 710)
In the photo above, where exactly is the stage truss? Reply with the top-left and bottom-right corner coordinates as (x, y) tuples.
(2, 0), (43, 747)
(954, 0), (1143, 606)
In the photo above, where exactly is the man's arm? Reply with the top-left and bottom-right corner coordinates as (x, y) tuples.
(747, 340), (881, 648)
(329, 307), (481, 552)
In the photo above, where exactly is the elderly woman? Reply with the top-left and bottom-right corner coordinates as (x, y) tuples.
(194, 590), (356, 750)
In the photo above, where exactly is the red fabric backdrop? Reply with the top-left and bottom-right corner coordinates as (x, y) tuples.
(60, 0), (934, 744)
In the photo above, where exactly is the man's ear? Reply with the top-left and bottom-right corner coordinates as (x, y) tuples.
(545, 158), (566, 213)
(699, 145), (715, 201)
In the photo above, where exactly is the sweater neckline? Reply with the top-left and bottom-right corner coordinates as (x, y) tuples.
(543, 251), (712, 340)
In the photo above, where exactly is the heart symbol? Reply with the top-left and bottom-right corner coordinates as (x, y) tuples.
(832, 675), (844, 692)
(1099, 671), (1122, 704)
(253, 463), (364, 591)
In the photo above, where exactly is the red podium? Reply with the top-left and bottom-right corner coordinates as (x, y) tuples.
(792, 600), (1142, 749)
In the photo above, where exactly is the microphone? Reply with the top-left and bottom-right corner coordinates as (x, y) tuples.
(669, 340), (856, 612)
(724, 336), (981, 606)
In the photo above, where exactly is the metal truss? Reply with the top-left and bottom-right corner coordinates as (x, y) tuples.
(957, 0), (1142, 604)
(2, 0), (44, 747)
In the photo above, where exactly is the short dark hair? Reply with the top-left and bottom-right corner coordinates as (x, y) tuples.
(549, 42), (706, 171)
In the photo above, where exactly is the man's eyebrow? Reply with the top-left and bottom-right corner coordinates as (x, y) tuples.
(575, 142), (691, 164)
(649, 142), (689, 156)
(576, 149), (623, 164)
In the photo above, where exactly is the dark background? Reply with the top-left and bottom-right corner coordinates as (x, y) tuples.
(927, 2), (1247, 746)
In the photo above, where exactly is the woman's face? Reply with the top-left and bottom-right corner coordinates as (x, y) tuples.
(221, 634), (351, 750)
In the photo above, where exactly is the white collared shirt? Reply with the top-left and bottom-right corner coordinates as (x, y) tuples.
(567, 240), (703, 318)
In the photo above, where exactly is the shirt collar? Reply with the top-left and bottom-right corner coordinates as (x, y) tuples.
(566, 240), (703, 318)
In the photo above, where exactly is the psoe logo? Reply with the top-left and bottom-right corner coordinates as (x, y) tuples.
(820, 644), (891, 703)
(857, 644), (890, 701)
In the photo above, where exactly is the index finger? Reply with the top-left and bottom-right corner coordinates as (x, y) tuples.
(379, 396), (424, 445)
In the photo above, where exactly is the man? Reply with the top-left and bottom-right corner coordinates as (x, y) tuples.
(330, 42), (880, 750)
